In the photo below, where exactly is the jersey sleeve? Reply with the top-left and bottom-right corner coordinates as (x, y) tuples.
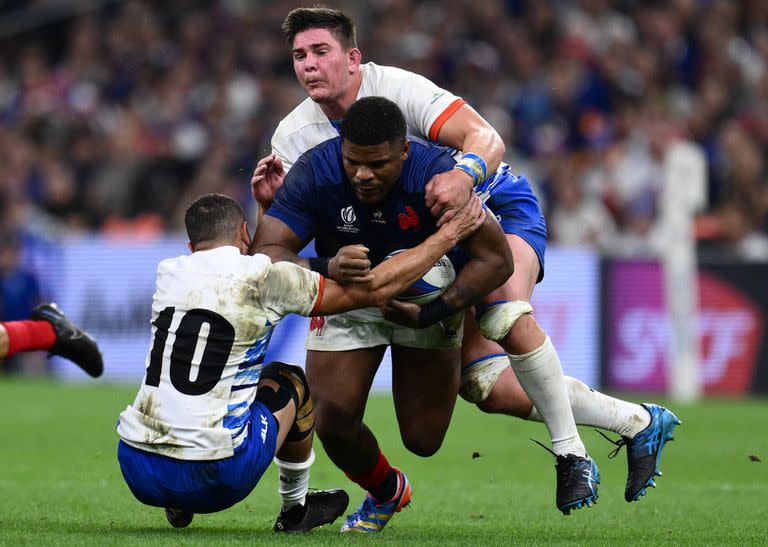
(265, 157), (320, 243)
(256, 261), (323, 321)
(376, 66), (466, 142)
(271, 131), (295, 173)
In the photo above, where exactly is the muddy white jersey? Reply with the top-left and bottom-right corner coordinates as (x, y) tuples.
(116, 246), (322, 461)
(272, 62), (466, 172)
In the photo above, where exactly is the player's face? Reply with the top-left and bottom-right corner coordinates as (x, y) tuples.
(342, 139), (409, 204)
(291, 29), (358, 106)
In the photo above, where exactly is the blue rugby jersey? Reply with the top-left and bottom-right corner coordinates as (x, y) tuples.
(267, 137), (457, 266)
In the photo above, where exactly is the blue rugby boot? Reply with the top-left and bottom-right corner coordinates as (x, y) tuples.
(555, 453), (600, 515)
(598, 404), (681, 502)
(340, 467), (411, 533)
(624, 404), (681, 501)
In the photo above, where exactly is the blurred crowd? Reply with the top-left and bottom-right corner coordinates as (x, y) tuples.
(1, 0), (767, 261)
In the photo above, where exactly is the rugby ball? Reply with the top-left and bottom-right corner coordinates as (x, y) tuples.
(385, 250), (455, 304)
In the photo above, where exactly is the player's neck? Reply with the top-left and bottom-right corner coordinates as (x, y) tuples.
(319, 74), (362, 121)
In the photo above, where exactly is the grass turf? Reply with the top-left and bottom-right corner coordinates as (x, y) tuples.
(0, 379), (767, 545)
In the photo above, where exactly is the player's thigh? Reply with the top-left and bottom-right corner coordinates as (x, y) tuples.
(485, 234), (540, 303)
(483, 235), (546, 351)
(390, 346), (460, 435)
(306, 346), (385, 429)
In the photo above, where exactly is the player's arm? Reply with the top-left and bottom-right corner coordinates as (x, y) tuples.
(437, 103), (505, 175)
(249, 214), (309, 265)
(426, 104), (506, 225)
(314, 196), (486, 314)
(382, 213), (514, 328)
(251, 215), (372, 283)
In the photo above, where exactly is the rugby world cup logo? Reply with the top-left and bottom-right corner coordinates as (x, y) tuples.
(341, 206), (356, 224)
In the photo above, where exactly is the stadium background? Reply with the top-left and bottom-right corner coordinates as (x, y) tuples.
(1, 0), (766, 394)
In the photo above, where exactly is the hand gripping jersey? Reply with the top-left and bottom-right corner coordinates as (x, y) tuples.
(272, 62), (466, 172)
(267, 136), (457, 267)
(116, 246), (322, 460)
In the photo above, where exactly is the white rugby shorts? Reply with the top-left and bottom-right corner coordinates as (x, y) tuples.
(306, 307), (464, 350)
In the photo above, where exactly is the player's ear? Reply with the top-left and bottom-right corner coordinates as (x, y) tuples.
(239, 221), (252, 254)
(401, 139), (410, 161)
(348, 48), (362, 72)
(187, 241), (194, 252)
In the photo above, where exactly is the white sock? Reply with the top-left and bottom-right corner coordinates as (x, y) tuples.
(274, 449), (315, 511)
(508, 337), (585, 457)
(527, 378), (651, 438)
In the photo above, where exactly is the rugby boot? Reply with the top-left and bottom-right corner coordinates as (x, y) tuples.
(340, 467), (411, 533)
(31, 303), (103, 377)
(274, 489), (349, 532)
(555, 453), (600, 515)
(165, 507), (193, 528)
(598, 404), (681, 502)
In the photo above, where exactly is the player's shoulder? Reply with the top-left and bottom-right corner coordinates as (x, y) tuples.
(274, 97), (331, 140)
(362, 62), (423, 85)
(159, 247), (270, 277)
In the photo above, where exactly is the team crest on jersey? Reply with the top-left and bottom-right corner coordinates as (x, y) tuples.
(398, 206), (420, 231)
(337, 206), (360, 233)
(309, 316), (326, 336)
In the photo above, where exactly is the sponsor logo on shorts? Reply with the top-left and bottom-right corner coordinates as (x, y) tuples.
(309, 316), (326, 336)
(260, 414), (269, 442)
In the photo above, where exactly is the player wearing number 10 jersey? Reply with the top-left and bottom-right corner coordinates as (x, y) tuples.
(115, 192), (484, 530)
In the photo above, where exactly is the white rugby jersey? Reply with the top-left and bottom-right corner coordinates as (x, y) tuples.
(116, 246), (322, 460)
(272, 62), (466, 172)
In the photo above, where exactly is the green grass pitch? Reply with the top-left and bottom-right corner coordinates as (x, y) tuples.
(0, 379), (766, 545)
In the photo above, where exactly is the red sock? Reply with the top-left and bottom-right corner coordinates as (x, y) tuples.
(4, 320), (56, 357)
(345, 449), (392, 494)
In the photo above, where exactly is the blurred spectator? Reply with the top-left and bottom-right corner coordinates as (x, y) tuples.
(0, 0), (763, 261)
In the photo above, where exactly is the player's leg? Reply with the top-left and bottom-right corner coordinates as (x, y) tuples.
(305, 310), (408, 533)
(390, 345), (461, 456)
(476, 233), (599, 514)
(0, 303), (103, 377)
(306, 347), (384, 475)
(336, 318), (463, 533)
(256, 361), (350, 533)
(461, 241), (680, 503)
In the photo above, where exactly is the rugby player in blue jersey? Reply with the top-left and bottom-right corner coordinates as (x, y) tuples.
(252, 97), (519, 532)
(252, 6), (681, 521)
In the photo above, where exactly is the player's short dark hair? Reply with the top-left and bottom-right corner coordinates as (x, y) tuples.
(282, 7), (357, 49)
(340, 96), (407, 147)
(185, 193), (246, 246)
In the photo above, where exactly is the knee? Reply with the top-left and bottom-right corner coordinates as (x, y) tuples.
(459, 354), (509, 403)
(312, 399), (361, 442)
(401, 431), (443, 457)
(476, 300), (534, 346)
(502, 314), (545, 354)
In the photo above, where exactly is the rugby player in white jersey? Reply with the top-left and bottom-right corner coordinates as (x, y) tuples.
(251, 6), (680, 518)
(115, 192), (485, 531)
